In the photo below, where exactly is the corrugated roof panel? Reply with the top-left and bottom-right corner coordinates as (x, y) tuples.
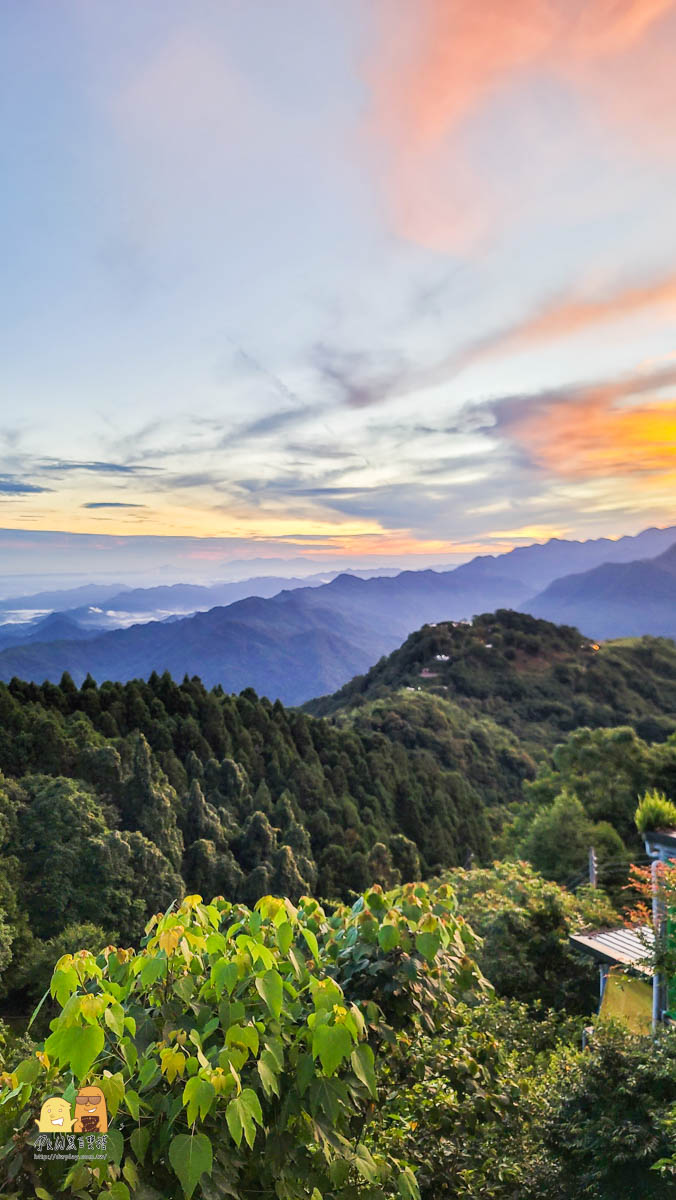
(570, 925), (653, 970)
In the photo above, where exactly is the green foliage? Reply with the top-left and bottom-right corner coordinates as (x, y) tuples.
(527, 1024), (676, 1198)
(0, 881), (487, 1199)
(0, 908), (13, 982)
(307, 612), (676, 752)
(0, 670), (506, 1006)
(12, 922), (113, 1019)
(370, 994), (588, 1200)
(448, 861), (618, 1012)
(519, 791), (625, 886)
(522, 725), (676, 849)
(635, 788), (676, 834)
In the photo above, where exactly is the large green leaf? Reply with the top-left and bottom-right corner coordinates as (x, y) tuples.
(255, 969), (283, 1020)
(169, 1132), (213, 1199)
(14, 1058), (40, 1085)
(104, 1002), (125, 1038)
(350, 1043), (377, 1098)
(225, 1023), (259, 1056)
(99, 1071), (124, 1118)
(276, 921), (293, 955)
(353, 1143), (379, 1184)
(182, 1076), (215, 1124)
(48, 1024), (104, 1080)
(312, 1024), (352, 1076)
(398, 1166), (421, 1199)
(257, 1049), (280, 1098)
(415, 930), (441, 961)
(378, 923), (400, 952)
(226, 1088), (263, 1149)
(50, 967), (78, 1007)
(212, 959), (239, 996)
(139, 956), (166, 988)
(301, 927), (319, 962)
(131, 1125), (150, 1165)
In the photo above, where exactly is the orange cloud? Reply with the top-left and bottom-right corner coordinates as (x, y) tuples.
(503, 379), (676, 478)
(366, 0), (676, 247)
(569, 0), (675, 56)
(454, 271), (676, 370)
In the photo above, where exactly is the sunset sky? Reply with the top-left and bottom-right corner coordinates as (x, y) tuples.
(2, 0), (676, 576)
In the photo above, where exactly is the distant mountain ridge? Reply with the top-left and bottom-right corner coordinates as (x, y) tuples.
(523, 540), (676, 639)
(0, 523), (673, 702)
(449, 524), (676, 591)
(0, 568), (528, 704)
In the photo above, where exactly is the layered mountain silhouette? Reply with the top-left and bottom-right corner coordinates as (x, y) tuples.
(524, 541), (676, 640)
(0, 569), (528, 704)
(0, 524), (672, 703)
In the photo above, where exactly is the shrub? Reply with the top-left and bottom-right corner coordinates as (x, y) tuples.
(0, 881), (487, 1199)
(635, 789), (676, 835)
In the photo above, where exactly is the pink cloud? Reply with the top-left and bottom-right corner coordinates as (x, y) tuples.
(364, 0), (676, 248)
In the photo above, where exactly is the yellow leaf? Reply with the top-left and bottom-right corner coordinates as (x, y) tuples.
(158, 925), (183, 955)
(160, 1047), (187, 1083)
(80, 994), (107, 1024)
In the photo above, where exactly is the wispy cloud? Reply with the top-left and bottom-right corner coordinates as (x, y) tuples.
(458, 362), (676, 481)
(82, 502), (147, 509)
(39, 459), (159, 475)
(313, 269), (676, 408)
(311, 343), (408, 409)
(0, 477), (51, 495)
(451, 271), (676, 371)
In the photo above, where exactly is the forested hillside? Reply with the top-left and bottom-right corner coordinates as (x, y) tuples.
(307, 610), (676, 747)
(1, 610), (675, 1016)
(0, 668), (503, 1014)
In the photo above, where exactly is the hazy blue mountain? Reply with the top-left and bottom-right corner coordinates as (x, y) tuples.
(82, 572), (354, 615)
(0, 569), (402, 633)
(523, 541), (676, 639)
(0, 611), (100, 652)
(0, 583), (129, 612)
(0, 568), (528, 703)
(450, 524), (676, 593)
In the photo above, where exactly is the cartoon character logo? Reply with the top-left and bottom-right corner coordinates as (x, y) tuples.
(74, 1085), (108, 1133)
(36, 1096), (74, 1133)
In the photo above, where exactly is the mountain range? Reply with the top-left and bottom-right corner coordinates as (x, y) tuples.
(0, 523), (672, 703)
(524, 541), (676, 639)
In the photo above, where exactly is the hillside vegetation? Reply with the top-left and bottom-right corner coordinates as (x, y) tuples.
(2, 611), (676, 1197)
(0, 668), (501, 1015)
(307, 610), (676, 749)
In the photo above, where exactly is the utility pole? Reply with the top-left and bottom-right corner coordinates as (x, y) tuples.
(588, 846), (598, 887)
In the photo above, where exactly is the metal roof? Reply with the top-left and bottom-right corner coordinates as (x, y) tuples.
(644, 828), (676, 855)
(570, 925), (653, 972)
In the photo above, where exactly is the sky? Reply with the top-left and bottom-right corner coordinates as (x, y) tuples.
(2, 0), (676, 580)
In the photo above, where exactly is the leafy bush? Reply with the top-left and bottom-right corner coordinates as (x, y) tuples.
(529, 1024), (676, 1199)
(519, 791), (625, 886)
(635, 789), (676, 834)
(0, 881), (487, 1199)
(369, 997), (585, 1200)
(447, 861), (617, 1012)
